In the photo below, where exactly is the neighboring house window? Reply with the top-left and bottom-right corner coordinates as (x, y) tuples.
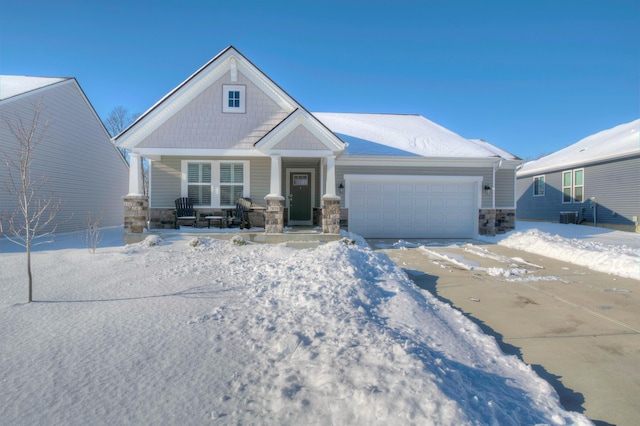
(533, 175), (545, 196)
(187, 162), (212, 205)
(562, 169), (584, 203)
(220, 162), (244, 206)
(573, 169), (584, 203)
(222, 85), (245, 113)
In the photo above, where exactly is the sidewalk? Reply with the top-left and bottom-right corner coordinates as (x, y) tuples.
(372, 240), (640, 426)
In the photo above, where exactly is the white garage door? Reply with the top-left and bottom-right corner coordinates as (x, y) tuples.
(346, 175), (480, 238)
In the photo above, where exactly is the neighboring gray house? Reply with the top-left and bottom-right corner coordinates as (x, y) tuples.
(0, 76), (129, 235)
(516, 119), (640, 232)
(116, 46), (521, 239)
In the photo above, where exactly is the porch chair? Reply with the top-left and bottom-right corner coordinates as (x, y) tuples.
(235, 197), (253, 229)
(174, 197), (198, 229)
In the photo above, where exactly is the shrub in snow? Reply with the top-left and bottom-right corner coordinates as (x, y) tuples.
(340, 237), (356, 245)
(144, 235), (162, 246)
(230, 235), (246, 246)
(188, 237), (203, 247)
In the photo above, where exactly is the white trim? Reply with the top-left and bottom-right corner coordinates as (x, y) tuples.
(181, 160), (250, 208)
(533, 175), (545, 197)
(256, 109), (345, 154)
(137, 148), (268, 157)
(286, 168), (315, 225)
(337, 156), (510, 168)
(222, 84), (245, 113)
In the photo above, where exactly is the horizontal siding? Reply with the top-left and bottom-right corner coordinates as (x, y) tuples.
(517, 156), (640, 226)
(151, 156), (271, 208)
(495, 168), (516, 208)
(0, 82), (129, 235)
(336, 165), (493, 208)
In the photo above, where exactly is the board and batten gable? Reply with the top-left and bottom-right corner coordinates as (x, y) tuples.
(0, 78), (129, 234)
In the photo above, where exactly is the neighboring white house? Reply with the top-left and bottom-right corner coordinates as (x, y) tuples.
(516, 119), (640, 232)
(115, 46), (521, 239)
(0, 76), (129, 235)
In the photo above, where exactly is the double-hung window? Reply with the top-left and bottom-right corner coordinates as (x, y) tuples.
(222, 85), (246, 113)
(182, 160), (249, 207)
(562, 169), (584, 203)
(220, 162), (245, 206)
(187, 162), (212, 206)
(533, 175), (545, 196)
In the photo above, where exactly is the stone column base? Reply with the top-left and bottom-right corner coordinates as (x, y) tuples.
(124, 195), (148, 233)
(322, 196), (341, 234)
(264, 195), (285, 234)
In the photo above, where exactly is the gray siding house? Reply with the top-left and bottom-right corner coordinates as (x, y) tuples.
(0, 76), (129, 235)
(516, 119), (640, 232)
(116, 46), (521, 239)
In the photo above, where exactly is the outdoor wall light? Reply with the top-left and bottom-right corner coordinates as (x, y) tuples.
(484, 185), (492, 194)
(338, 183), (344, 194)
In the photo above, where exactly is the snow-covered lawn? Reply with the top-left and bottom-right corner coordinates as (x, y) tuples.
(3, 222), (631, 425)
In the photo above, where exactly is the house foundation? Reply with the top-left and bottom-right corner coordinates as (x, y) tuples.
(478, 209), (516, 236)
(124, 195), (148, 233)
(322, 196), (341, 234)
(264, 195), (285, 234)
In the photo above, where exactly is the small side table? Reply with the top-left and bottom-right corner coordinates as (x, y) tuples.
(204, 216), (224, 229)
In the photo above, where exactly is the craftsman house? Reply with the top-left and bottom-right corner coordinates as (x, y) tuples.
(115, 46), (521, 238)
(517, 119), (640, 232)
(0, 76), (129, 235)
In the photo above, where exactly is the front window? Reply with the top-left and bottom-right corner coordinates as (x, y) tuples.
(222, 85), (246, 113)
(533, 175), (545, 196)
(562, 169), (584, 203)
(187, 163), (212, 205)
(220, 162), (244, 206)
(182, 160), (249, 207)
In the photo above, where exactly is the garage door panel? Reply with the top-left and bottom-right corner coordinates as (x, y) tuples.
(348, 177), (478, 238)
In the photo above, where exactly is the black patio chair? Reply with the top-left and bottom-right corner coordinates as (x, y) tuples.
(174, 197), (198, 229)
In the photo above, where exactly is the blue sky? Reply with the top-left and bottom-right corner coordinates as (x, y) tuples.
(1, 0), (638, 159)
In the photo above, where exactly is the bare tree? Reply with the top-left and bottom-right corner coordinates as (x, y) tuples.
(103, 105), (140, 138)
(103, 106), (148, 195)
(1, 100), (61, 303)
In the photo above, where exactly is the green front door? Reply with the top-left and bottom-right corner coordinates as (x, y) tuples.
(289, 172), (312, 225)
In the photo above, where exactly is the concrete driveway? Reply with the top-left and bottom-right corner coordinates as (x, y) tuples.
(368, 239), (640, 426)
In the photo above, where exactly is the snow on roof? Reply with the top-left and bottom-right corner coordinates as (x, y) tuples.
(314, 112), (506, 158)
(0, 75), (68, 101)
(519, 118), (640, 175)
(468, 138), (519, 160)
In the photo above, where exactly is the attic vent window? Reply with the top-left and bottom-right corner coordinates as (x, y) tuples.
(222, 84), (245, 113)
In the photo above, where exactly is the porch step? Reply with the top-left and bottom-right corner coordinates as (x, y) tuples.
(285, 240), (320, 250)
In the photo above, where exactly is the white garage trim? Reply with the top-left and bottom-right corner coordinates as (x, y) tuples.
(344, 174), (482, 239)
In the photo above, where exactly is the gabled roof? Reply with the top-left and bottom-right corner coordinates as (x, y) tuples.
(115, 46), (304, 150)
(0, 76), (70, 101)
(519, 118), (640, 176)
(313, 112), (514, 159)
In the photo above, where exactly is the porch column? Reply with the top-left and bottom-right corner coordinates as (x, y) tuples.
(128, 151), (143, 196)
(265, 154), (284, 233)
(269, 154), (282, 196)
(124, 151), (148, 234)
(322, 155), (340, 234)
(324, 154), (337, 197)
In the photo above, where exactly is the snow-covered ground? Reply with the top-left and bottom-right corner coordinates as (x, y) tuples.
(3, 221), (634, 425)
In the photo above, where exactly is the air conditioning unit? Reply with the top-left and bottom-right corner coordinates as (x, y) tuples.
(559, 211), (578, 224)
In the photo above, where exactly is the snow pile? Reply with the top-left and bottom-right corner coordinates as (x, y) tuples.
(0, 230), (590, 425)
(481, 222), (640, 281)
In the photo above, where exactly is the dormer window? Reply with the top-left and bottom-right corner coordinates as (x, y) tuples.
(223, 84), (245, 113)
